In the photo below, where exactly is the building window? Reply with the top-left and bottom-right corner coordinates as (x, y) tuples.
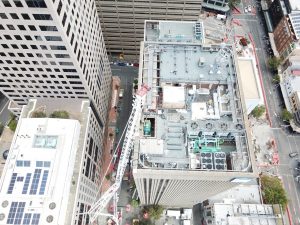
(13, 0), (23, 7)
(21, 13), (30, 20)
(57, 0), (62, 15)
(28, 25), (37, 31)
(39, 25), (58, 31)
(17, 25), (26, 31)
(0, 13), (8, 19)
(7, 24), (15, 30)
(25, 0), (47, 8)
(33, 14), (53, 20)
(10, 13), (19, 19)
(2, 0), (11, 7)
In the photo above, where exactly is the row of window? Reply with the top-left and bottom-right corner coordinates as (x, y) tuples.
(1, 0), (47, 8)
(0, 13), (52, 20)
(0, 24), (58, 32)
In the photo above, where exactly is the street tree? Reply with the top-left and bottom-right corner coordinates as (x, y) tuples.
(272, 74), (280, 84)
(268, 57), (281, 71)
(251, 105), (265, 118)
(281, 108), (293, 122)
(228, 0), (241, 9)
(261, 175), (288, 210)
(148, 205), (164, 220)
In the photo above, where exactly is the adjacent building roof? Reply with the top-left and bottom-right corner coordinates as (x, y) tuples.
(0, 99), (90, 225)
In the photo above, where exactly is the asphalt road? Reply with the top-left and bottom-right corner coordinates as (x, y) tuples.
(110, 64), (139, 147)
(230, 2), (300, 224)
(273, 128), (300, 224)
(0, 94), (10, 126)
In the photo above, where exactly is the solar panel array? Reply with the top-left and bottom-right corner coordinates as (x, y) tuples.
(29, 169), (42, 195)
(22, 173), (32, 194)
(39, 170), (49, 195)
(6, 202), (41, 225)
(7, 173), (17, 194)
(7, 202), (25, 224)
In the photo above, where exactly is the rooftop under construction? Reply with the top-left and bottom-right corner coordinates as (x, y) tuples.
(136, 21), (252, 173)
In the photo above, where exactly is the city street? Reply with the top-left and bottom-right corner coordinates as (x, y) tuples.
(231, 1), (300, 224)
(0, 93), (10, 126)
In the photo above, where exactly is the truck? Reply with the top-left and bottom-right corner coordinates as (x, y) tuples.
(216, 14), (227, 21)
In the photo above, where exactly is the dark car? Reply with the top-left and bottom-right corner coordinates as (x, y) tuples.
(289, 152), (299, 158)
(117, 62), (126, 66)
(2, 150), (9, 160)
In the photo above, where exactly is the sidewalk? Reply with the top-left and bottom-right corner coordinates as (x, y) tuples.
(100, 76), (121, 193)
(0, 127), (14, 177)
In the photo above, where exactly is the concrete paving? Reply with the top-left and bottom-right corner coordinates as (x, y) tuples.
(0, 127), (14, 176)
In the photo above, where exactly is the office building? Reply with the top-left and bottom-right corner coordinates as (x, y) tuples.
(95, 0), (203, 59)
(0, 98), (104, 225)
(131, 20), (257, 207)
(280, 56), (300, 130)
(0, 0), (112, 124)
(272, 17), (296, 58)
(286, 0), (300, 39)
(201, 184), (284, 225)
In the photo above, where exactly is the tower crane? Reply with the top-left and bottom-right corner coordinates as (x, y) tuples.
(88, 84), (150, 224)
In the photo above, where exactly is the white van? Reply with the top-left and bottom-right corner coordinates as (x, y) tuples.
(119, 89), (124, 98)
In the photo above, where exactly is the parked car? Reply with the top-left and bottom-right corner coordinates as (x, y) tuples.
(119, 89), (124, 98)
(244, 7), (248, 13)
(117, 62), (126, 66)
(248, 5), (252, 12)
(2, 150), (9, 160)
(289, 152), (299, 158)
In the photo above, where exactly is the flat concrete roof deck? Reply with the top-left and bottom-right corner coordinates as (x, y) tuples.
(237, 59), (260, 99)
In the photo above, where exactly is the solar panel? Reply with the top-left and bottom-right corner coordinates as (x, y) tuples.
(39, 170), (49, 195)
(31, 213), (40, 225)
(29, 169), (42, 195)
(14, 202), (25, 224)
(17, 177), (24, 182)
(23, 213), (32, 225)
(6, 202), (25, 225)
(7, 202), (18, 224)
(7, 173), (17, 194)
(22, 173), (32, 194)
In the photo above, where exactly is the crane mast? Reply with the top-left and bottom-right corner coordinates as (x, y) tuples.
(88, 84), (150, 224)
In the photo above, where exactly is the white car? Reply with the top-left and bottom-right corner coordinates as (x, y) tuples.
(244, 7), (248, 13)
(248, 5), (252, 12)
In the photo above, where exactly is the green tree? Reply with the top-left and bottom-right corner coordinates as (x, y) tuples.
(268, 57), (281, 71)
(261, 175), (288, 210)
(31, 111), (47, 118)
(281, 108), (293, 122)
(148, 205), (164, 220)
(8, 118), (17, 132)
(272, 74), (280, 84)
(50, 110), (69, 119)
(251, 105), (266, 118)
(131, 199), (140, 208)
(228, 0), (241, 9)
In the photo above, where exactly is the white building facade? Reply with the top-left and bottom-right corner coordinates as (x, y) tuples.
(0, 99), (105, 225)
(0, 0), (111, 125)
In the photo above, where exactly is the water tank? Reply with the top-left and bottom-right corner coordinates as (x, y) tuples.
(144, 120), (151, 136)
